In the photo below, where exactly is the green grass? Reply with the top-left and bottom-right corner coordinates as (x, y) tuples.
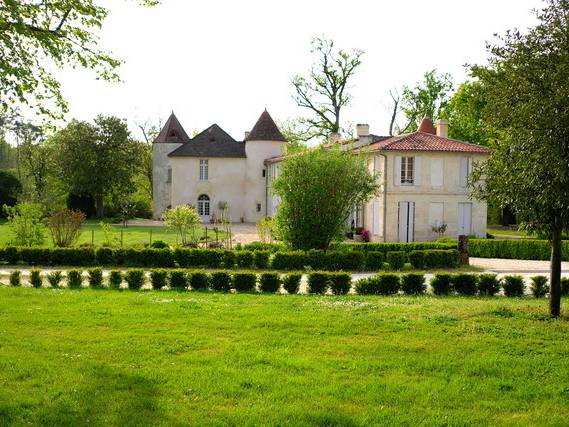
(0, 288), (567, 425)
(0, 219), (228, 248)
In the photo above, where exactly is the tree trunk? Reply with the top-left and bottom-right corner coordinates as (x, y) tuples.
(549, 222), (562, 317)
(95, 194), (104, 219)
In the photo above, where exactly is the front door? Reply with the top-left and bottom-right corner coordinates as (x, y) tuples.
(458, 202), (472, 236)
(398, 201), (415, 242)
(197, 194), (210, 222)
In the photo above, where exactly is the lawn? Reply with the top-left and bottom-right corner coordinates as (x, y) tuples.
(0, 288), (567, 425)
(0, 220), (229, 248)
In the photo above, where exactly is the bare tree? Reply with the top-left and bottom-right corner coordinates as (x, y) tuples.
(292, 37), (363, 139)
(388, 89), (400, 136)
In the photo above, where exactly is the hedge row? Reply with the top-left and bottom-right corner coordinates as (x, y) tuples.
(6, 270), (568, 297)
(241, 241), (457, 253)
(470, 239), (569, 261)
(0, 246), (459, 271)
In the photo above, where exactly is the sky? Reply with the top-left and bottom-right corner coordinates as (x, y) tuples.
(55, 0), (542, 140)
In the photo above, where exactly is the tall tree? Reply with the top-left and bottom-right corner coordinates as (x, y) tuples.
(0, 0), (158, 119)
(470, 0), (569, 317)
(52, 115), (142, 218)
(399, 70), (453, 133)
(292, 37), (363, 139)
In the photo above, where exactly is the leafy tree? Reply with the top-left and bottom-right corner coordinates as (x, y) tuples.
(163, 205), (201, 246)
(470, 0), (569, 317)
(0, 0), (158, 118)
(399, 70), (453, 133)
(292, 37), (363, 139)
(0, 170), (22, 215)
(51, 115), (143, 218)
(47, 209), (85, 247)
(3, 202), (45, 246)
(273, 147), (379, 250)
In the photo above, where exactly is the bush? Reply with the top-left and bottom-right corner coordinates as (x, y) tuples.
(355, 273), (399, 295)
(235, 251), (254, 268)
(328, 272), (351, 295)
(9, 270), (21, 287)
(169, 270), (188, 290)
(470, 239), (569, 261)
(108, 270), (122, 289)
(150, 240), (169, 249)
(430, 273), (452, 295)
(46, 270), (63, 288)
(562, 278), (569, 296)
(47, 209), (86, 247)
(364, 251), (384, 271)
(67, 269), (83, 289)
(271, 251), (308, 270)
(401, 273), (426, 295)
(150, 269), (168, 290)
(125, 269), (145, 290)
(5, 247), (19, 264)
(3, 203), (45, 246)
(422, 250), (459, 269)
(502, 275), (525, 297)
(96, 247), (115, 265)
(328, 251), (364, 271)
(530, 275), (549, 298)
(253, 250), (270, 269)
(232, 272), (257, 292)
(30, 268), (42, 288)
(307, 272), (329, 294)
(282, 272), (302, 294)
(222, 251), (235, 269)
(477, 274), (501, 296)
(189, 271), (210, 290)
(88, 268), (103, 288)
(210, 271), (231, 292)
(408, 251), (424, 268)
(452, 274), (478, 296)
(259, 272), (281, 293)
(386, 251), (406, 270)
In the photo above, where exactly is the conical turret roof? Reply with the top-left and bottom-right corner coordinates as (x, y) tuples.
(154, 112), (191, 143)
(246, 110), (286, 142)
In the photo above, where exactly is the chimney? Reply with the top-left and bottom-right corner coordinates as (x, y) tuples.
(244, 131), (250, 140)
(417, 117), (436, 134)
(436, 119), (449, 138)
(329, 132), (341, 143)
(356, 123), (370, 137)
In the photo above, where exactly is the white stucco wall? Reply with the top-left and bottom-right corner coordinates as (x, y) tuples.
(152, 142), (182, 219)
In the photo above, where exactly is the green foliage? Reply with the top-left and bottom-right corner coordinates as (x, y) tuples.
(169, 270), (187, 290)
(431, 273), (453, 296)
(3, 203), (45, 246)
(502, 275), (525, 298)
(328, 272), (351, 295)
(355, 273), (400, 295)
(469, 239), (568, 261)
(561, 278), (569, 296)
(259, 272), (281, 293)
(235, 251), (254, 268)
(210, 271), (231, 292)
(386, 251), (406, 270)
(0, 170), (21, 214)
(150, 269), (168, 290)
(163, 205), (201, 246)
(47, 209), (86, 247)
(46, 270), (63, 288)
(67, 270), (83, 289)
(256, 217), (274, 244)
(477, 274), (501, 296)
(232, 272), (257, 292)
(124, 269), (145, 290)
(273, 147), (379, 250)
(452, 274), (478, 296)
(108, 270), (122, 289)
(271, 251), (308, 270)
(401, 273), (426, 295)
(409, 249), (459, 269)
(189, 271), (209, 291)
(364, 251), (384, 271)
(87, 268), (103, 288)
(530, 276), (549, 298)
(9, 270), (21, 287)
(253, 250), (270, 269)
(150, 240), (169, 249)
(282, 272), (302, 294)
(29, 269), (42, 288)
(307, 272), (329, 294)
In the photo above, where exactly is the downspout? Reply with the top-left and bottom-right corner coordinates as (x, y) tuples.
(378, 152), (388, 242)
(264, 160), (269, 217)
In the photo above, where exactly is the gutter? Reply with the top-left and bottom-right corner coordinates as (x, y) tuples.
(378, 152), (388, 242)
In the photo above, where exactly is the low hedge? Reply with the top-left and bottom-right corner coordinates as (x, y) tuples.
(470, 239), (569, 261)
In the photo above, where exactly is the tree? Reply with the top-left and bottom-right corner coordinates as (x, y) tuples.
(0, 170), (22, 215)
(51, 115), (143, 218)
(0, 0), (158, 119)
(272, 147), (379, 250)
(3, 202), (45, 246)
(470, 0), (569, 317)
(47, 209), (85, 247)
(292, 37), (363, 139)
(399, 70), (453, 133)
(163, 205), (201, 246)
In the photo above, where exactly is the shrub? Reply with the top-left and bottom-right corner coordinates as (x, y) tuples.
(282, 272), (302, 294)
(530, 276), (549, 298)
(401, 273), (426, 295)
(222, 251), (235, 269)
(189, 271), (210, 290)
(469, 239), (569, 261)
(9, 270), (21, 287)
(125, 269), (145, 290)
(47, 209), (86, 247)
(477, 274), (501, 296)
(422, 250), (459, 269)
(364, 251), (384, 271)
(253, 250), (270, 269)
(307, 272), (329, 294)
(169, 270), (188, 290)
(235, 251), (254, 268)
(108, 270), (122, 289)
(163, 205), (201, 246)
(452, 274), (478, 296)
(232, 272), (257, 292)
(502, 275), (525, 297)
(328, 251), (364, 271)
(386, 251), (406, 270)
(408, 251), (424, 269)
(67, 269), (83, 289)
(430, 273), (452, 295)
(3, 203), (45, 246)
(562, 278), (569, 296)
(402, 262), (413, 271)
(96, 247), (115, 265)
(150, 269), (168, 290)
(328, 272), (351, 295)
(259, 272), (281, 293)
(5, 247), (19, 264)
(150, 240), (169, 249)
(20, 247), (51, 265)
(271, 251), (308, 270)
(87, 268), (103, 288)
(46, 271), (63, 288)
(210, 271), (231, 292)
(30, 269), (42, 288)
(355, 273), (399, 295)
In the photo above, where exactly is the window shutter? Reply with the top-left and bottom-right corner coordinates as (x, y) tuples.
(414, 157), (421, 186)
(394, 156), (401, 186)
(459, 157), (468, 187)
(430, 158), (443, 188)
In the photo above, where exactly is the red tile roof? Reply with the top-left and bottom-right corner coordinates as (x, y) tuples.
(417, 117), (437, 134)
(154, 112), (191, 144)
(367, 132), (490, 154)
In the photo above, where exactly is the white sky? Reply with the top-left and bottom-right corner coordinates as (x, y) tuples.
(55, 0), (541, 140)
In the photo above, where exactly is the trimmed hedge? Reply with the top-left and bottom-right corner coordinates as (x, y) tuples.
(503, 275), (525, 297)
(232, 272), (257, 292)
(328, 272), (351, 295)
(46, 270), (63, 288)
(189, 271), (209, 290)
(530, 275), (548, 298)
(169, 270), (187, 290)
(150, 269), (168, 290)
(562, 278), (569, 296)
(259, 272), (281, 293)
(9, 270), (21, 287)
(67, 269), (83, 289)
(401, 273), (426, 295)
(452, 274), (478, 296)
(88, 268), (103, 288)
(470, 239), (569, 261)
(356, 273), (399, 295)
(386, 251), (406, 270)
(124, 269), (145, 290)
(108, 270), (122, 289)
(30, 269), (42, 288)
(431, 273), (452, 295)
(307, 272), (329, 294)
(478, 274), (501, 296)
(210, 271), (231, 292)
(282, 272), (301, 294)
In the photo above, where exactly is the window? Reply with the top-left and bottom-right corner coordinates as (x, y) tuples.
(460, 157), (473, 188)
(167, 167), (172, 183)
(262, 169), (266, 178)
(401, 157), (414, 185)
(199, 159), (208, 181)
(256, 203), (262, 212)
(198, 194), (210, 216)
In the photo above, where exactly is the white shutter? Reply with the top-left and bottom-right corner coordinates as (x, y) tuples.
(394, 156), (401, 186)
(398, 202), (408, 242)
(372, 199), (380, 234)
(431, 158), (443, 188)
(459, 157), (470, 188)
(409, 202), (415, 242)
(414, 157), (421, 186)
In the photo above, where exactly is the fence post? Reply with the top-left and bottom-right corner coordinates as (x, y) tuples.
(458, 235), (469, 265)
(121, 229), (124, 248)
(149, 229), (153, 245)
(91, 229), (94, 245)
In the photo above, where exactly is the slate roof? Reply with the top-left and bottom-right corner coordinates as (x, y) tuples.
(246, 110), (286, 141)
(367, 132), (490, 154)
(154, 112), (191, 144)
(168, 124), (246, 158)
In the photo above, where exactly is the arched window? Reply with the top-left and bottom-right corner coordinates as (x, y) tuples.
(197, 194), (210, 217)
